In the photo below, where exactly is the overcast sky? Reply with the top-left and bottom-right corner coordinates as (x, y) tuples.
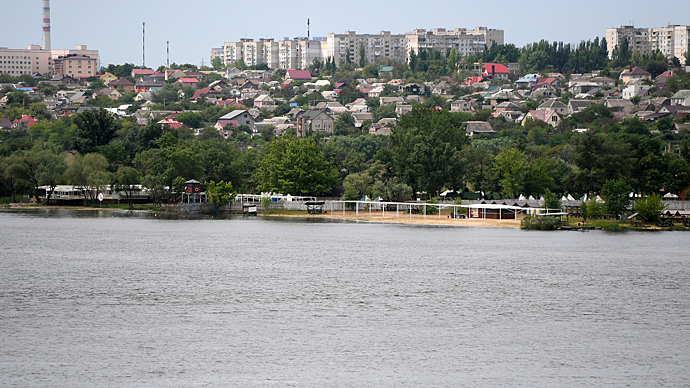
(2, 1), (689, 68)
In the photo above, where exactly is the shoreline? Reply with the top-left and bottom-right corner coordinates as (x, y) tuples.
(5, 205), (685, 230)
(263, 211), (523, 228)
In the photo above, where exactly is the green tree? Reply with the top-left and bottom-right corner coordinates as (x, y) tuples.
(176, 112), (204, 128)
(359, 44), (366, 68)
(73, 109), (118, 154)
(204, 180), (236, 211)
(389, 109), (469, 197)
(543, 188), (561, 211)
(493, 147), (528, 197)
(256, 135), (337, 196)
(601, 178), (632, 219)
(634, 194), (666, 223)
(211, 57), (224, 71)
(113, 166), (141, 210)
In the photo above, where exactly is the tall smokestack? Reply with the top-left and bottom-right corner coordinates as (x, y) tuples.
(167, 41), (169, 68)
(42, 0), (51, 50)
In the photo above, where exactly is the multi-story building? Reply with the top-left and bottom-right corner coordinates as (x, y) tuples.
(606, 25), (690, 64)
(405, 27), (504, 58)
(51, 45), (99, 71)
(214, 26), (503, 69)
(0, 45), (53, 75)
(53, 55), (96, 78)
(327, 31), (407, 65)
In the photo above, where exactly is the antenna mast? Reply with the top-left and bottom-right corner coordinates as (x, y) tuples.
(143, 22), (146, 67)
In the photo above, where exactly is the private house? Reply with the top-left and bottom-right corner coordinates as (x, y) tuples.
(463, 121), (495, 136)
(108, 77), (135, 93)
(568, 81), (598, 95)
(495, 101), (520, 113)
(537, 99), (567, 115)
(523, 109), (560, 128)
(135, 79), (164, 93)
(404, 83), (422, 94)
(315, 101), (348, 114)
(253, 94), (276, 108)
(215, 110), (256, 131)
(515, 74), (541, 88)
(622, 84), (651, 100)
(395, 104), (413, 116)
(619, 67), (652, 84)
(670, 90), (690, 106)
(567, 99), (592, 114)
(346, 98), (369, 112)
(13, 115), (39, 128)
(286, 69), (312, 80)
(93, 88), (122, 101)
(0, 117), (13, 129)
(481, 63), (509, 80)
(352, 112), (373, 128)
(432, 81), (449, 95)
(131, 69), (155, 78)
(450, 100), (474, 113)
(322, 90), (339, 101)
(380, 96), (405, 106)
(537, 77), (562, 88)
(368, 86), (384, 98)
(530, 83), (555, 99)
(296, 110), (334, 137)
(178, 78), (200, 88)
(590, 77), (616, 88)
(191, 87), (221, 101)
(99, 72), (118, 85)
(605, 99), (634, 112)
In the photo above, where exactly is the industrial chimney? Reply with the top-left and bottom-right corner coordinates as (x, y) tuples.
(42, 0), (51, 50)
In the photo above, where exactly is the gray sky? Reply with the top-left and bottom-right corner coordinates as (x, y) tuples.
(2, 1), (689, 69)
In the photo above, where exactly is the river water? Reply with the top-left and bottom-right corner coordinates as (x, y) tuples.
(1, 209), (689, 387)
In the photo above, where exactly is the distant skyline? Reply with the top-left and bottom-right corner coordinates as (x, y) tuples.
(2, 1), (689, 69)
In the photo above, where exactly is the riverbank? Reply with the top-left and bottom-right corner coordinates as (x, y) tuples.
(264, 210), (523, 228)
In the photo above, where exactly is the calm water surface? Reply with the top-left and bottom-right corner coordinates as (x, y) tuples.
(1, 209), (689, 387)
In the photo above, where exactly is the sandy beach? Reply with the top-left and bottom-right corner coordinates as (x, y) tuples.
(270, 210), (523, 228)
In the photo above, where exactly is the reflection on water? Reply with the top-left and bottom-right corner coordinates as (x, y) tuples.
(1, 209), (689, 387)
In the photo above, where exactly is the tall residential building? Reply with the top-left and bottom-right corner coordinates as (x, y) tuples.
(213, 26), (503, 69)
(405, 27), (504, 58)
(327, 31), (407, 64)
(0, 45), (53, 75)
(606, 25), (690, 64)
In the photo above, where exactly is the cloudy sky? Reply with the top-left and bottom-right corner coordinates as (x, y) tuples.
(2, 0), (689, 68)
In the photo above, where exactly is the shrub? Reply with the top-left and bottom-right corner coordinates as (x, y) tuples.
(520, 215), (561, 230)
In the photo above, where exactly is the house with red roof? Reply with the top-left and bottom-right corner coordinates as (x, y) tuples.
(13, 115), (39, 128)
(178, 78), (200, 88)
(191, 87), (221, 101)
(482, 63), (510, 80)
(157, 117), (183, 129)
(462, 76), (485, 86)
(131, 69), (155, 78)
(286, 69), (312, 80)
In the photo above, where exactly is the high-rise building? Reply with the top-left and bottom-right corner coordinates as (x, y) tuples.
(405, 27), (504, 58)
(0, 45), (52, 75)
(213, 26), (504, 70)
(606, 25), (690, 64)
(327, 31), (407, 65)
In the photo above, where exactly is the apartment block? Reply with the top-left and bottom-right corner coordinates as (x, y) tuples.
(51, 45), (99, 71)
(213, 26), (503, 69)
(327, 31), (407, 64)
(53, 55), (96, 78)
(406, 27), (504, 58)
(606, 25), (690, 64)
(0, 45), (53, 75)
